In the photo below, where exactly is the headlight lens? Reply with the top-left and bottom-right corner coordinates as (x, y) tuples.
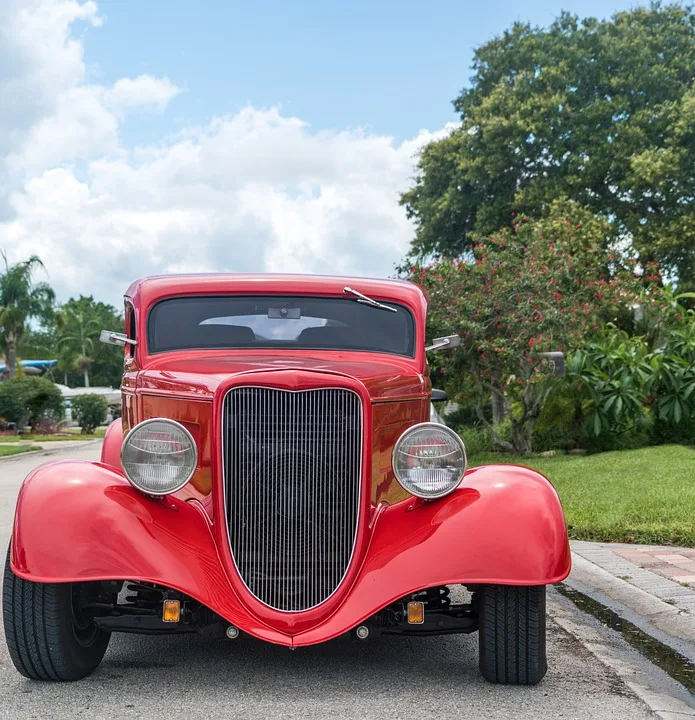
(393, 422), (467, 499)
(121, 419), (198, 495)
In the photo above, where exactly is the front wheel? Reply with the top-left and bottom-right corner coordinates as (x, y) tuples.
(478, 584), (547, 685)
(2, 549), (110, 681)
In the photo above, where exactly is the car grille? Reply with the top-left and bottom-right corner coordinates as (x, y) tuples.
(222, 386), (362, 612)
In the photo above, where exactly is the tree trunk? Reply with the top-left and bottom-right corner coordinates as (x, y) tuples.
(491, 389), (506, 424)
(511, 418), (534, 455)
(5, 331), (17, 378)
(80, 342), (90, 387)
(474, 403), (514, 452)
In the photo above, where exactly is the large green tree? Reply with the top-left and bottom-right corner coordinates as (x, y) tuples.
(0, 252), (55, 378)
(402, 4), (695, 287)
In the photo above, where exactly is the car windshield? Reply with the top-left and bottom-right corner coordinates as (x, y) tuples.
(148, 295), (415, 357)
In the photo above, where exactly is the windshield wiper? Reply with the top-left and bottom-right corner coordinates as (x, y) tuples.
(343, 286), (397, 313)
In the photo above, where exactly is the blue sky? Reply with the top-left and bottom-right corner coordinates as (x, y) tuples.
(89, 0), (638, 145)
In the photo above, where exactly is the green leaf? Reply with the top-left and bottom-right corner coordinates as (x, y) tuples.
(593, 413), (602, 437)
(614, 396), (624, 417)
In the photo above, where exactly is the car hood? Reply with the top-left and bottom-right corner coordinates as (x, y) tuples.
(138, 353), (428, 401)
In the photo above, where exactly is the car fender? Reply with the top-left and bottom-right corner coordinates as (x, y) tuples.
(100, 417), (124, 469)
(10, 461), (570, 646)
(293, 463), (571, 645)
(9, 460), (282, 643)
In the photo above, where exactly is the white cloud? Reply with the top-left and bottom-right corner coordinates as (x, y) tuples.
(7, 86), (120, 174)
(105, 75), (182, 114)
(0, 1), (453, 308)
(0, 0), (180, 182)
(9, 76), (181, 175)
(0, 1), (101, 178)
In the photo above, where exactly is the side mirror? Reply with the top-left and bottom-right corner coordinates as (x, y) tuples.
(426, 335), (461, 352)
(431, 388), (448, 402)
(534, 351), (565, 377)
(100, 330), (136, 348)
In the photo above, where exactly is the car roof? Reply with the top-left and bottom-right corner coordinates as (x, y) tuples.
(126, 274), (427, 311)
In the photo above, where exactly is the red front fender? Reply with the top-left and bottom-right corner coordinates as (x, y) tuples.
(11, 461), (570, 647)
(100, 418), (123, 469)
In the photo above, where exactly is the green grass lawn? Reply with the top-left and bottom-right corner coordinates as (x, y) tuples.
(469, 445), (695, 547)
(0, 444), (42, 457)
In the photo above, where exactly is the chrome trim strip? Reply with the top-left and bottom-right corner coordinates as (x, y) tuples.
(221, 385), (363, 613)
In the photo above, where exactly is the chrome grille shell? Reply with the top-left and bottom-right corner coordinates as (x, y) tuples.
(221, 386), (363, 612)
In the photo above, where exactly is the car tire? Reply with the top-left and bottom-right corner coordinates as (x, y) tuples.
(478, 584), (547, 685)
(2, 548), (110, 681)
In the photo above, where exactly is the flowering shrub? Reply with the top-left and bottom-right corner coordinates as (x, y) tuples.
(407, 201), (668, 453)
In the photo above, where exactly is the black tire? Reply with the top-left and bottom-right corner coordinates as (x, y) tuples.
(478, 584), (547, 685)
(2, 548), (110, 681)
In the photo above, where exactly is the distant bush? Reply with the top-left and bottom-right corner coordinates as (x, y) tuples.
(459, 420), (510, 456)
(0, 377), (64, 431)
(648, 418), (695, 447)
(530, 391), (576, 452)
(458, 427), (495, 456)
(71, 394), (108, 434)
(445, 403), (492, 428)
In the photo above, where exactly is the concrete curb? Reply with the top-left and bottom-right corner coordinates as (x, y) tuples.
(0, 439), (101, 462)
(549, 591), (695, 718)
(567, 552), (695, 663)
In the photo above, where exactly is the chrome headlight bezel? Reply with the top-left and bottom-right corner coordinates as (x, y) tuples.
(392, 421), (468, 500)
(120, 418), (198, 496)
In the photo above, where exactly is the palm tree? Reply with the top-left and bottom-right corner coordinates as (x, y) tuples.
(0, 252), (55, 378)
(56, 308), (100, 387)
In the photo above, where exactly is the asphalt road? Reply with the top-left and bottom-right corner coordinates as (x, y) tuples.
(0, 443), (688, 719)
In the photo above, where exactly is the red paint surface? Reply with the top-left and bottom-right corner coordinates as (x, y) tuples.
(11, 274), (570, 646)
(11, 461), (570, 646)
(100, 418), (123, 470)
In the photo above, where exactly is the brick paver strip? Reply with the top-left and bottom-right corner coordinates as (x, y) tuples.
(572, 540), (695, 613)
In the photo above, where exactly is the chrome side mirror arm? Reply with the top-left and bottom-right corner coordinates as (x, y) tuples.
(100, 330), (137, 347)
(425, 335), (461, 352)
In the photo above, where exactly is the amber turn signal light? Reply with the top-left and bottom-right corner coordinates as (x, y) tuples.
(407, 601), (425, 624)
(162, 599), (181, 623)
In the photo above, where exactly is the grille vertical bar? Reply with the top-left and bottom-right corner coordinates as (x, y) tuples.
(222, 387), (362, 612)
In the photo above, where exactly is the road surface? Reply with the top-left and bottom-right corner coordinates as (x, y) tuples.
(0, 443), (691, 719)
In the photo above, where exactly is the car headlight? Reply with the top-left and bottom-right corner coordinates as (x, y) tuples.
(392, 422), (467, 499)
(121, 418), (198, 495)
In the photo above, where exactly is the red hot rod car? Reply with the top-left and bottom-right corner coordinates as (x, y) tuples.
(3, 274), (570, 684)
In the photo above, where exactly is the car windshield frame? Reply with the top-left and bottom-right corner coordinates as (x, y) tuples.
(146, 294), (416, 358)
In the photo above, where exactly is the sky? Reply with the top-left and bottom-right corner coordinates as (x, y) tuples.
(0, 0), (640, 308)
